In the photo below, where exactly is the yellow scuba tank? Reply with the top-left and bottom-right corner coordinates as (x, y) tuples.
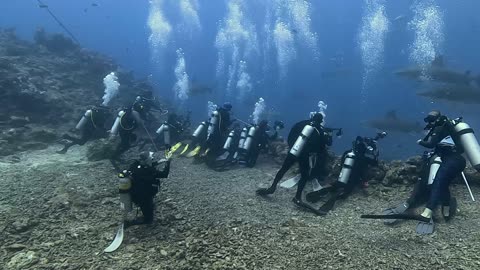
(118, 172), (132, 212)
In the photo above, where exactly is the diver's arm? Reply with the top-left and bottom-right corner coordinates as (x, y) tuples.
(418, 127), (446, 148)
(156, 160), (171, 178)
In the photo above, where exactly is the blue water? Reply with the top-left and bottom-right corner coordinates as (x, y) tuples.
(2, 0), (480, 160)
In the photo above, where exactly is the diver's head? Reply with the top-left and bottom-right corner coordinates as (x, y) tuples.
(424, 110), (441, 124)
(310, 112), (324, 126)
(274, 120), (285, 130)
(222, 102), (232, 111)
(258, 120), (269, 130)
(353, 136), (367, 155)
(139, 151), (154, 167)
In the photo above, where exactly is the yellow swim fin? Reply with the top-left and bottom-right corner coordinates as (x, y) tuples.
(179, 144), (190, 155)
(170, 142), (182, 154)
(186, 145), (201, 158)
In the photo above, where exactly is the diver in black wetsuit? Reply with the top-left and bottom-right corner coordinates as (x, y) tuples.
(306, 133), (385, 212)
(256, 113), (332, 215)
(381, 111), (467, 234)
(121, 151), (171, 226)
(133, 90), (163, 123)
(57, 105), (111, 154)
(203, 102), (233, 159)
(110, 107), (145, 160)
(238, 120), (284, 168)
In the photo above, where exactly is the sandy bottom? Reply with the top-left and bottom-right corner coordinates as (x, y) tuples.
(1, 146), (480, 270)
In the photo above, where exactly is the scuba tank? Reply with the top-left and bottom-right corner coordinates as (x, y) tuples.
(290, 125), (315, 157)
(234, 127), (248, 159)
(428, 156), (442, 185)
(451, 119), (480, 171)
(118, 172), (132, 212)
(338, 151), (356, 184)
(242, 126), (257, 151)
(110, 110), (126, 135)
(207, 111), (219, 136)
(75, 109), (92, 130)
(193, 122), (207, 138)
(223, 130), (235, 150)
(156, 123), (171, 146)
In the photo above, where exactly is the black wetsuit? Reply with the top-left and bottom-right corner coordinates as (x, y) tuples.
(268, 120), (332, 199)
(113, 109), (139, 159)
(205, 108), (232, 158)
(408, 120), (466, 211)
(240, 124), (271, 168)
(58, 107), (110, 154)
(128, 160), (170, 224)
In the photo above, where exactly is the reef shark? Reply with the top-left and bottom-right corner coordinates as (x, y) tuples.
(364, 111), (423, 133)
(394, 55), (480, 86)
(417, 84), (480, 104)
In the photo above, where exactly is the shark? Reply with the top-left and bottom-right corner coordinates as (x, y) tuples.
(417, 84), (480, 104)
(364, 111), (423, 133)
(394, 55), (480, 86)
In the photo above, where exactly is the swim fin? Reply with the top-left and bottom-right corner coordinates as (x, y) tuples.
(382, 202), (409, 225)
(179, 144), (190, 155)
(292, 198), (327, 216)
(305, 187), (333, 203)
(170, 142), (182, 153)
(318, 194), (338, 213)
(416, 219), (435, 235)
(104, 223), (124, 253)
(186, 145), (201, 157)
(279, 174), (301, 189)
(256, 187), (275, 196)
(361, 213), (430, 222)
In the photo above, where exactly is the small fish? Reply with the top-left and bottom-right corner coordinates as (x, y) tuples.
(39, 4), (48, 8)
(92, 3), (99, 7)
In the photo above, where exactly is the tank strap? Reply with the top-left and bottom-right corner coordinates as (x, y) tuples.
(431, 160), (442, 165)
(90, 110), (98, 129)
(342, 164), (353, 169)
(457, 128), (474, 136)
(120, 112), (135, 131)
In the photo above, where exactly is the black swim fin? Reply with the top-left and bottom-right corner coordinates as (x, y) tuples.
(292, 198), (327, 216)
(318, 194), (338, 213)
(305, 187), (332, 203)
(416, 219), (435, 235)
(361, 213), (430, 223)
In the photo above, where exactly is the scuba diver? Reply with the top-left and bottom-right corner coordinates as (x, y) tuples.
(132, 89), (163, 123)
(305, 132), (386, 213)
(185, 102), (234, 158)
(362, 110), (480, 234)
(154, 112), (191, 152)
(110, 107), (145, 160)
(118, 151), (171, 226)
(57, 105), (112, 154)
(238, 120), (285, 168)
(256, 113), (333, 215)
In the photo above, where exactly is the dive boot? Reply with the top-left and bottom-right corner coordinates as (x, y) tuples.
(292, 198), (327, 216)
(256, 187), (276, 196)
(442, 197), (457, 222)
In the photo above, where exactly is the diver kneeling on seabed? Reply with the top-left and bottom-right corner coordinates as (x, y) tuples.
(119, 151), (172, 227)
(256, 112), (333, 215)
(362, 110), (480, 235)
(306, 132), (387, 213)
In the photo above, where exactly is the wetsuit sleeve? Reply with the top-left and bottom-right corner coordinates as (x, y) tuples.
(155, 160), (171, 178)
(324, 131), (333, 147)
(418, 126), (448, 148)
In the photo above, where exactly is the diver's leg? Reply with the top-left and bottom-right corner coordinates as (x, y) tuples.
(257, 154), (296, 195)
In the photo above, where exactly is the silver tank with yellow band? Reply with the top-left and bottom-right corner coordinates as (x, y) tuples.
(75, 109), (92, 130)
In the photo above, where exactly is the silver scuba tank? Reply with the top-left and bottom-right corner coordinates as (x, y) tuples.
(207, 111), (219, 135)
(289, 125), (315, 157)
(163, 124), (171, 146)
(428, 156), (442, 185)
(242, 126), (257, 151)
(75, 109), (92, 130)
(193, 122), (206, 138)
(223, 130), (235, 150)
(234, 128), (248, 159)
(452, 121), (480, 171)
(338, 151), (356, 184)
(110, 110), (126, 135)
(156, 123), (166, 135)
